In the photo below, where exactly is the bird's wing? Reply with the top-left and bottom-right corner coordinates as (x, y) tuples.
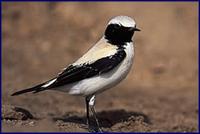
(46, 49), (126, 88)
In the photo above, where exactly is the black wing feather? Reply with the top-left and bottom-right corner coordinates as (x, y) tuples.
(48, 49), (126, 88)
(11, 83), (45, 96)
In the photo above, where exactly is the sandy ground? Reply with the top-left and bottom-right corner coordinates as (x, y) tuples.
(2, 2), (198, 132)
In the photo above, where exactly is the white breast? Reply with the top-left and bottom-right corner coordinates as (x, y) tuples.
(60, 42), (134, 96)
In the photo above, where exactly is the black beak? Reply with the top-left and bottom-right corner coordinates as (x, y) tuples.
(129, 27), (141, 32)
(134, 27), (141, 31)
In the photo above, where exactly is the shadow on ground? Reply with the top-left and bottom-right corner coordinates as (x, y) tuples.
(53, 109), (151, 128)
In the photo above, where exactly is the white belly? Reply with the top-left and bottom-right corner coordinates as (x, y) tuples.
(57, 43), (134, 96)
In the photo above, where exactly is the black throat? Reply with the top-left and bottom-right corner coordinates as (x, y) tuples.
(104, 24), (134, 47)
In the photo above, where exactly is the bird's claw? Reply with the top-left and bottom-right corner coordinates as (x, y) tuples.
(87, 124), (103, 132)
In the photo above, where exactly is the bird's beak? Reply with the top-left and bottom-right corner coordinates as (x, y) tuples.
(134, 27), (141, 31)
(129, 27), (141, 32)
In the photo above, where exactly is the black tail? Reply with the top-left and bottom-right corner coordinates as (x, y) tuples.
(11, 83), (46, 96)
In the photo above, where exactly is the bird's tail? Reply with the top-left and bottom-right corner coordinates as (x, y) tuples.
(11, 83), (46, 96)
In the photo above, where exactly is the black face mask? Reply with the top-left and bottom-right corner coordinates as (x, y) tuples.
(104, 24), (135, 45)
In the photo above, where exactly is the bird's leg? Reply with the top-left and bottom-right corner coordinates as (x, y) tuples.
(85, 97), (90, 127)
(85, 96), (96, 132)
(89, 95), (103, 132)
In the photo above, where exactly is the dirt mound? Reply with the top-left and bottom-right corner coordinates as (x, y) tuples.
(2, 105), (34, 120)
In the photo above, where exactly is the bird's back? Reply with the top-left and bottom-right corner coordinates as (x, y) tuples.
(73, 37), (118, 66)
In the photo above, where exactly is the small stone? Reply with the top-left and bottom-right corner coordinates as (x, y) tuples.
(29, 121), (35, 126)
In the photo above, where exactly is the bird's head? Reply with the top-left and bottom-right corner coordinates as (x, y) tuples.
(104, 16), (140, 45)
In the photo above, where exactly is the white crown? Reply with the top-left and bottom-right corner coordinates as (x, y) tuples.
(108, 16), (136, 28)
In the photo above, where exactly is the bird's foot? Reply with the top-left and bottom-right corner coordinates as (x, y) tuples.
(87, 124), (103, 132)
(97, 127), (103, 132)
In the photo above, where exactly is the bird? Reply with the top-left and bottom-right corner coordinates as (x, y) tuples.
(11, 15), (140, 132)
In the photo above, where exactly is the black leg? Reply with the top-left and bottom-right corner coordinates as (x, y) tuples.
(88, 95), (103, 132)
(85, 96), (96, 132)
(90, 105), (102, 132)
(85, 97), (90, 126)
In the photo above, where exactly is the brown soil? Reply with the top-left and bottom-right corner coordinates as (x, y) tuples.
(2, 2), (198, 132)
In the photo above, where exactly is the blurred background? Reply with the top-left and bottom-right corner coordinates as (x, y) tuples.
(2, 2), (198, 132)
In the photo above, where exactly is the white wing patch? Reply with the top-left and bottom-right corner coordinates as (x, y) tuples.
(42, 78), (57, 88)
